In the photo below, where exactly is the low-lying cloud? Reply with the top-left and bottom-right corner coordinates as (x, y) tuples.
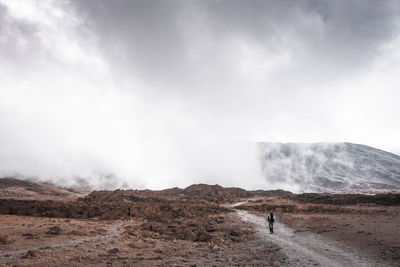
(1, 0), (400, 190)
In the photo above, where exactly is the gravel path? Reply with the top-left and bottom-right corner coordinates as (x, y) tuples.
(237, 210), (373, 267)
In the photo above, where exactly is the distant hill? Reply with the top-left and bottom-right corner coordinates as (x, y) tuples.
(0, 177), (293, 202)
(4, 142), (400, 196)
(0, 177), (89, 201)
(81, 184), (293, 203)
(259, 142), (400, 192)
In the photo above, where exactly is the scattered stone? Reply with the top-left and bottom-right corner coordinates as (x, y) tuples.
(0, 235), (9, 244)
(27, 250), (36, 257)
(197, 231), (212, 242)
(108, 248), (119, 254)
(46, 226), (61, 235)
(230, 229), (240, 237)
(22, 233), (35, 239)
(68, 230), (86, 236)
(20, 250), (36, 259)
(182, 229), (197, 241)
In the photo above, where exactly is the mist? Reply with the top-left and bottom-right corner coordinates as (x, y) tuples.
(1, 0), (400, 190)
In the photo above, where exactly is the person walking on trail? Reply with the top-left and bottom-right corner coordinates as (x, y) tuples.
(267, 212), (274, 234)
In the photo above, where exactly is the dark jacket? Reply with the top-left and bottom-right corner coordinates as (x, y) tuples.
(267, 214), (274, 224)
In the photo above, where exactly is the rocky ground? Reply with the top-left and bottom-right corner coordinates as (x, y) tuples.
(0, 212), (287, 266)
(0, 179), (289, 266)
(1, 178), (399, 266)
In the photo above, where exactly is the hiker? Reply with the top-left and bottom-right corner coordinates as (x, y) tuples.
(267, 212), (274, 234)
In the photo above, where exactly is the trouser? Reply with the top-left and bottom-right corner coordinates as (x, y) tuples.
(269, 223), (273, 234)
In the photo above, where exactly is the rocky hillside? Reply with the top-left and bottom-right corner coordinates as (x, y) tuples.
(81, 184), (292, 203)
(259, 142), (400, 192)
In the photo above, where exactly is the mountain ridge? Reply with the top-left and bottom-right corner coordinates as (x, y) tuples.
(258, 142), (400, 192)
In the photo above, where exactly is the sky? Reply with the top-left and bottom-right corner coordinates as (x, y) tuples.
(1, 0), (400, 190)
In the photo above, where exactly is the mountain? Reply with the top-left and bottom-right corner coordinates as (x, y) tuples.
(259, 142), (400, 192)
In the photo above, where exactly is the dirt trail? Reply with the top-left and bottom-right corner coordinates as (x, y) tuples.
(237, 210), (374, 267)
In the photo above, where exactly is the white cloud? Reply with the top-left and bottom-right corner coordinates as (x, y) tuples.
(1, 0), (400, 190)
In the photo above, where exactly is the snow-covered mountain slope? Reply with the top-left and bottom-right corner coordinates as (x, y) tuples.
(258, 142), (400, 192)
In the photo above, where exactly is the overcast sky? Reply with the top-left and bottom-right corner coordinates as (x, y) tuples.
(1, 0), (400, 189)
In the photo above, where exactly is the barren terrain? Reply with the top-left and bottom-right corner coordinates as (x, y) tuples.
(0, 178), (399, 266)
(0, 213), (289, 266)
